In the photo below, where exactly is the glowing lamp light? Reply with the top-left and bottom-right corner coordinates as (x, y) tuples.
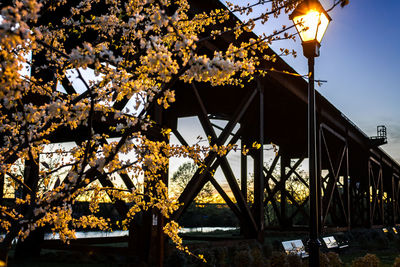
(289, 0), (331, 58)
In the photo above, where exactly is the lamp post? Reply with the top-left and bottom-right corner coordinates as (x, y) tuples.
(289, 1), (331, 266)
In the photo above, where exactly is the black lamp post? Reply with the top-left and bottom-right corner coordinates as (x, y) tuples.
(289, 1), (331, 266)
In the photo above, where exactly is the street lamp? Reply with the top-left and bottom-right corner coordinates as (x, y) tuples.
(289, 1), (331, 266)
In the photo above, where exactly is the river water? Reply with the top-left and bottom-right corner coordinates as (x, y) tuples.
(1, 227), (238, 243)
(43, 226), (238, 240)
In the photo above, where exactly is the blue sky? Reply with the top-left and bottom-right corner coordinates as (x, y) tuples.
(318, 0), (400, 164)
(246, 0), (400, 163)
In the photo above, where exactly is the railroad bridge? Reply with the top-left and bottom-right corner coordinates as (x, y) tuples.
(1, 0), (400, 264)
(164, 0), (400, 234)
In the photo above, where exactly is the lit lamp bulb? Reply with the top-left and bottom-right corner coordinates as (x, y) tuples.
(289, 0), (331, 58)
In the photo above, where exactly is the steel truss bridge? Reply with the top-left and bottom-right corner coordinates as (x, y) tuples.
(166, 0), (400, 235)
(1, 0), (399, 264)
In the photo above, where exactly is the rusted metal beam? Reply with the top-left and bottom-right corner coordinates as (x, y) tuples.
(320, 123), (346, 142)
(319, 126), (348, 226)
(0, 174), (4, 201)
(263, 153), (280, 187)
(280, 154), (288, 227)
(289, 196), (310, 222)
(344, 146), (350, 228)
(191, 83), (257, 146)
(262, 156), (304, 205)
(241, 139), (248, 203)
(262, 155), (308, 226)
(293, 169), (308, 188)
(171, 128), (189, 147)
(368, 160), (372, 227)
(61, 75), (77, 95)
(393, 174), (400, 224)
(219, 153), (258, 233)
(172, 128), (243, 221)
(118, 172), (135, 191)
(173, 153), (218, 220)
(190, 82), (258, 234)
(321, 145), (347, 225)
(334, 183), (348, 225)
(264, 182), (282, 223)
(369, 158), (384, 226)
(207, 129), (257, 232)
(379, 167), (384, 225)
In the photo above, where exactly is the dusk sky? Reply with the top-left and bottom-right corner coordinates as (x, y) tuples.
(260, 0), (400, 163)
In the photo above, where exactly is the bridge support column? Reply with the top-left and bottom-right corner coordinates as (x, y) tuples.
(172, 83), (259, 239)
(241, 141), (248, 203)
(368, 157), (384, 227)
(0, 174), (4, 201)
(280, 153), (290, 228)
(344, 145), (351, 229)
(392, 173), (400, 225)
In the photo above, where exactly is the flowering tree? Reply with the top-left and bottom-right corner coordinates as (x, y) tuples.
(0, 0), (347, 264)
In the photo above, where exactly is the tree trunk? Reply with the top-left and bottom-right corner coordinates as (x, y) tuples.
(14, 227), (45, 259)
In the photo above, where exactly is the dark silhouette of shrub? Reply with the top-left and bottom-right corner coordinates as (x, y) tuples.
(233, 249), (253, 267)
(270, 251), (289, 267)
(287, 253), (301, 267)
(351, 253), (380, 267)
(393, 256), (400, 267)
